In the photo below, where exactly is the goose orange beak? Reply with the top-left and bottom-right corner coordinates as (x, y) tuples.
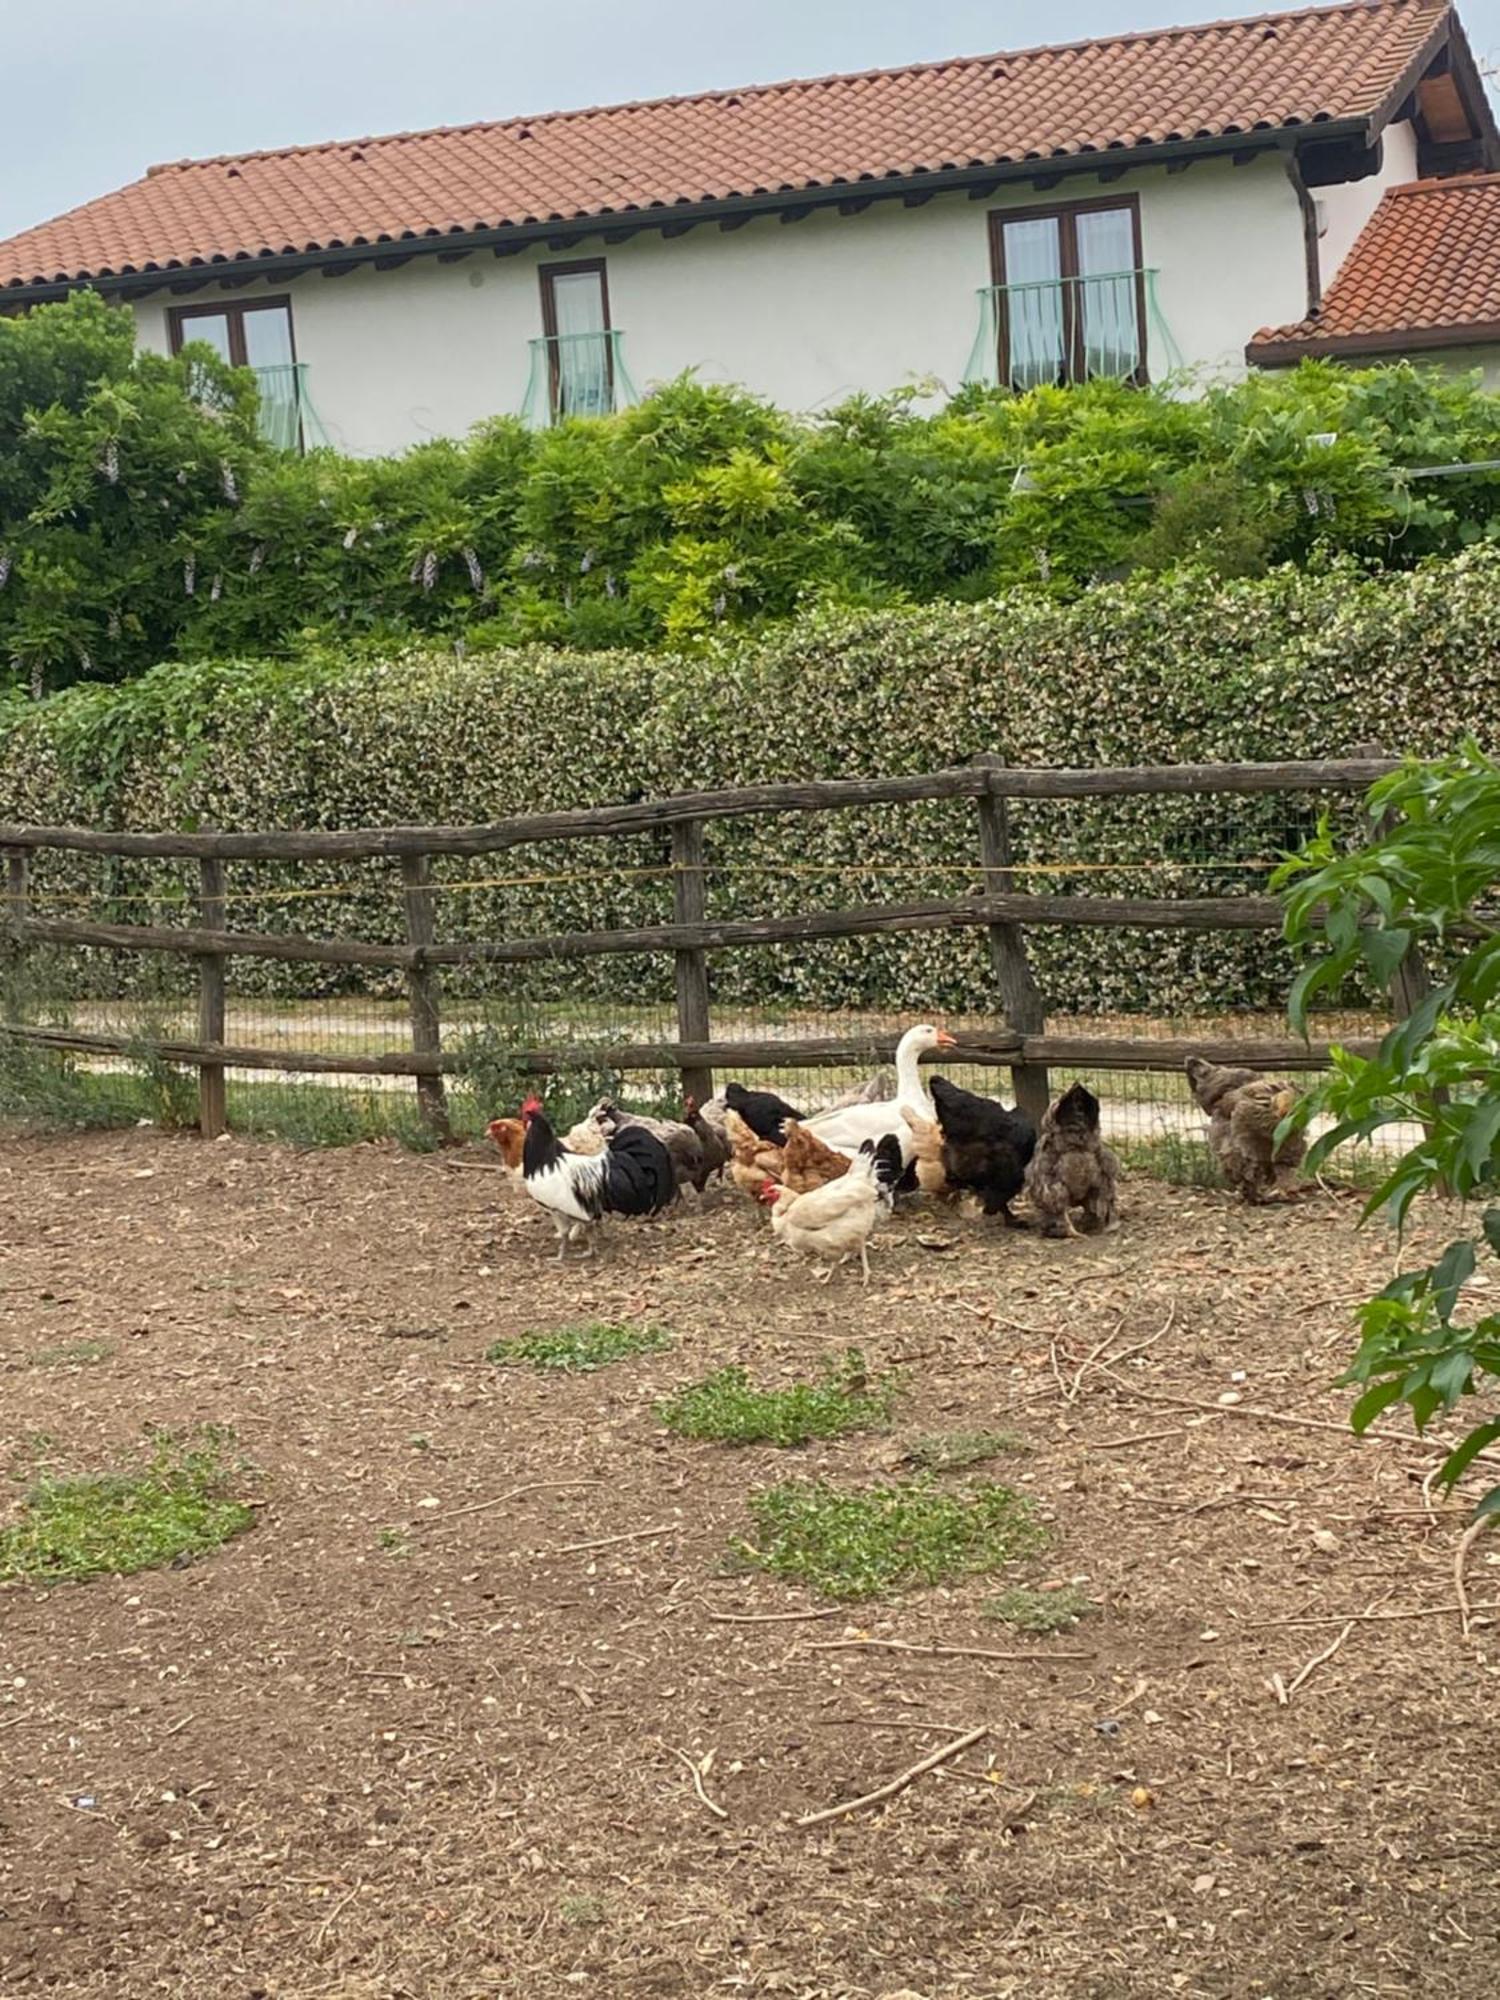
(935, 1031), (958, 1049)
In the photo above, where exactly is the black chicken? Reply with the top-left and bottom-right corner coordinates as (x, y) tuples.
(929, 1076), (1038, 1224)
(722, 1080), (805, 1145)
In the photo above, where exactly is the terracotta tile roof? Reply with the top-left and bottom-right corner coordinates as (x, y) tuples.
(0, 0), (1457, 292)
(1250, 171), (1500, 358)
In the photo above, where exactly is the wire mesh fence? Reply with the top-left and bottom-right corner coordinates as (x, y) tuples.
(0, 759), (1407, 1178)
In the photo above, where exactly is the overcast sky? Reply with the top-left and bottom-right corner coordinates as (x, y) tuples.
(4, 0), (1499, 240)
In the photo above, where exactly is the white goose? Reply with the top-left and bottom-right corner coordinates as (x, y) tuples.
(803, 1023), (957, 1162)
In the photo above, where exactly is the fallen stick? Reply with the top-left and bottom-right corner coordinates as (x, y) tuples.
(1285, 1619), (1356, 1697)
(1454, 1513), (1497, 1639)
(1269, 1672), (1289, 1706)
(670, 1745), (728, 1820)
(796, 1724), (988, 1829)
(1093, 1426), (1189, 1451)
(433, 1478), (602, 1525)
(1098, 1378), (1500, 1467)
(706, 1607), (843, 1625)
(553, 1525), (673, 1556)
(312, 1878), (363, 1951)
(805, 1637), (1093, 1665)
(1252, 1600), (1500, 1630)
(1067, 1315), (1129, 1403)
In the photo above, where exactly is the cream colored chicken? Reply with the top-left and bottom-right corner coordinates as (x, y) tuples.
(758, 1133), (903, 1282)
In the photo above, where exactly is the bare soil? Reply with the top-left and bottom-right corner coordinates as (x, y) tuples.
(0, 1129), (1495, 2000)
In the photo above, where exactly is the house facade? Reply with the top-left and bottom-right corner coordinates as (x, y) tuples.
(0, 0), (1494, 455)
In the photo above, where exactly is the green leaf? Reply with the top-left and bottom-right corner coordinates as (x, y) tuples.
(1432, 1239), (1478, 1324)
(1475, 1485), (1500, 1519)
(1438, 1419), (1500, 1490)
(1484, 1210), (1500, 1258)
(1360, 927), (1413, 982)
(1349, 1379), (1405, 1433)
(1429, 1348), (1475, 1406)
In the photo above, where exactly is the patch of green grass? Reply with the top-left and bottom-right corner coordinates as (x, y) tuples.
(985, 1584), (1098, 1634)
(735, 1478), (1043, 1601)
(31, 1339), (113, 1370)
(0, 1429), (253, 1586)
(904, 1428), (1028, 1473)
(559, 1894), (608, 1929)
(486, 1321), (674, 1373)
(377, 1527), (411, 1557)
(1117, 1133), (1225, 1190)
(658, 1350), (894, 1447)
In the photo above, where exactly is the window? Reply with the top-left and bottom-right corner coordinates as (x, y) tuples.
(538, 260), (615, 420)
(989, 200), (1146, 390)
(167, 297), (305, 449)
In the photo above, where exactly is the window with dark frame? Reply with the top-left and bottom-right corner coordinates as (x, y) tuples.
(168, 296), (304, 449)
(537, 259), (615, 420)
(988, 198), (1148, 391)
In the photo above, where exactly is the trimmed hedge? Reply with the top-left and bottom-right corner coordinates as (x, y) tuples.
(2, 549), (1496, 1018)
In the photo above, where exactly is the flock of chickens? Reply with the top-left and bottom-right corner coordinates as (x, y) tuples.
(485, 1026), (1309, 1281)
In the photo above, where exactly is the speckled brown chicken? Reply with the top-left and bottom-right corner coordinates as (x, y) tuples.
(1185, 1056), (1306, 1203)
(1024, 1082), (1120, 1238)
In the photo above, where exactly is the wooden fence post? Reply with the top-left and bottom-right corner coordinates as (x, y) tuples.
(973, 758), (1050, 1126)
(3, 846), (29, 951)
(400, 852), (450, 1141)
(671, 820), (714, 1107)
(197, 857), (228, 1140)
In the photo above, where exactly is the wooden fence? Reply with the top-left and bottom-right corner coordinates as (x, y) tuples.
(0, 754), (1402, 1142)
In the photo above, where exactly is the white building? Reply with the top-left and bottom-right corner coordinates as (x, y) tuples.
(0, 0), (1494, 455)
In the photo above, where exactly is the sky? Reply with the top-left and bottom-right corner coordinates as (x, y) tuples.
(4, 0), (1499, 241)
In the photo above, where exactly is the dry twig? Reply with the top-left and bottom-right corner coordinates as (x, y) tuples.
(312, 1879), (363, 1951)
(554, 1525), (673, 1556)
(1454, 1512), (1497, 1639)
(1285, 1619), (1356, 1698)
(669, 1745), (728, 1819)
(805, 1637), (1093, 1666)
(433, 1478), (602, 1526)
(796, 1725), (988, 1829)
(706, 1607), (843, 1625)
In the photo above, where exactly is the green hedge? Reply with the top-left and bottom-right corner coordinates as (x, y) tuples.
(3, 549), (1496, 1018)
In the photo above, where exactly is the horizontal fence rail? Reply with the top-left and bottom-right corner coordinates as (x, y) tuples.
(0, 753), (1414, 1143)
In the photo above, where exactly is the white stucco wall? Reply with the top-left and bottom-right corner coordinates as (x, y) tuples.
(132, 151), (1310, 456)
(1314, 120), (1420, 291)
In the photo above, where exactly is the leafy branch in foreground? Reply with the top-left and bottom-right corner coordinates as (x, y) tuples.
(1274, 743), (1500, 1512)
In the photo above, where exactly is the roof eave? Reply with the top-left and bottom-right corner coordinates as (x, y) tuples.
(0, 123), (1362, 306)
(1248, 318), (1500, 367)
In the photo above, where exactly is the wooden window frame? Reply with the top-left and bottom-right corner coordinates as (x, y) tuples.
(537, 258), (613, 420)
(166, 294), (298, 368)
(987, 196), (1148, 388)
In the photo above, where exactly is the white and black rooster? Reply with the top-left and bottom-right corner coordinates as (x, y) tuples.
(519, 1094), (677, 1259)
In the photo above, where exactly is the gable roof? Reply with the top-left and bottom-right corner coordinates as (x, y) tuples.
(1249, 170), (1500, 360)
(0, 0), (1473, 298)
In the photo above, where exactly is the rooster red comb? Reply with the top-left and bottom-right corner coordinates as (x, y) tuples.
(520, 1094), (543, 1118)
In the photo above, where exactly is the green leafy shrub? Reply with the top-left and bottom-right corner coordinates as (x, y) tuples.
(7, 297), (1500, 696)
(486, 1322), (674, 1372)
(734, 1477), (1041, 1599)
(5, 547), (1496, 1023)
(0, 1428), (253, 1583)
(1278, 744), (1500, 1512)
(985, 1583), (1097, 1633)
(658, 1350), (894, 1446)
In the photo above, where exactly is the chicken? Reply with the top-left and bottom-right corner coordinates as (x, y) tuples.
(561, 1114), (607, 1155)
(899, 1105), (955, 1200)
(722, 1080), (805, 1145)
(1185, 1056), (1306, 1203)
(1024, 1083), (1120, 1238)
(485, 1116), (526, 1176)
(589, 1097), (706, 1195)
(518, 1095), (677, 1258)
(724, 1107), (788, 1200)
(682, 1094), (730, 1188)
(803, 1025), (956, 1162)
(825, 1070), (896, 1110)
(778, 1118), (853, 1195)
(758, 1133), (904, 1282)
(927, 1075), (1037, 1223)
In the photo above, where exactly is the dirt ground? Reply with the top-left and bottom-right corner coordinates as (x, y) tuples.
(0, 1129), (1496, 2000)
